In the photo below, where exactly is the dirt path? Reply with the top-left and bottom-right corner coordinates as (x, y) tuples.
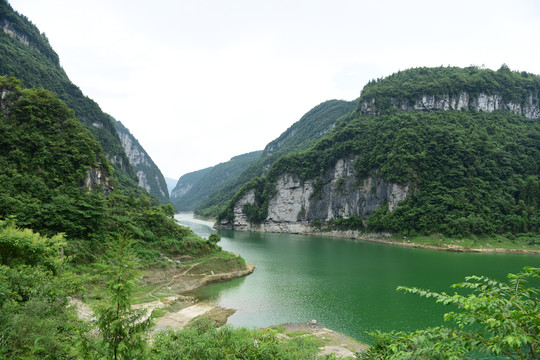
(145, 261), (205, 302)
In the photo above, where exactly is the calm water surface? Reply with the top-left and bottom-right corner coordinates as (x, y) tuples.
(176, 213), (539, 343)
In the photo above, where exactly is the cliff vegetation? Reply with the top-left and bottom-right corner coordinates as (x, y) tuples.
(219, 67), (539, 239)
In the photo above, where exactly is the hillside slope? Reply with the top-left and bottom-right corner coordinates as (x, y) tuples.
(217, 66), (540, 239)
(0, 0), (167, 198)
(195, 99), (357, 217)
(171, 151), (262, 212)
(113, 118), (170, 203)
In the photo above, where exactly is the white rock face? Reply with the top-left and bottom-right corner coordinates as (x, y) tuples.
(267, 174), (313, 223)
(118, 132), (150, 168)
(231, 190), (256, 231)
(223, 158), (410, 233)
(115, 126), (168, 201)
(360, 91), (540, 119)
(136, 170), (151, 193)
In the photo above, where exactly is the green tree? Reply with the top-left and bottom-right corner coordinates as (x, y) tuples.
(208, 233), (221, 244)
(360, 267), (540, 359)
(81, 232), (152, 360)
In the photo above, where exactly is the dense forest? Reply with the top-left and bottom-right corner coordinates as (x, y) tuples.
(195, 99), (357, 218)
(0, 76), (211, 258)
(220, 67), (539, 238)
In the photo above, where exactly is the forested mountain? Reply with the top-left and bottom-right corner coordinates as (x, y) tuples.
(0, 76), (206, 250)
(113, 118), (170, 204)
(171, 151), (262, 212)
(217, 66), (539, 238)
(194, 99), (357, 217)
(0, 0), (166, 198)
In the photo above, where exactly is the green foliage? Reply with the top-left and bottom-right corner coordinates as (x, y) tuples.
(197, 99), (357, 218)
(80, 232), (153, 360)
(0, 76), (111, 240)
(208, 233), (221, 243)
(0, 76), (216, 264)
(150, 318), (322, 359)
(233, 106), (539, 236)
(218, 176), (269, 223)
(0, 220), (81, 359)
(360, 267), (540, 359)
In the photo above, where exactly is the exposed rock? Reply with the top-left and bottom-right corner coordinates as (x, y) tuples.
(84, 166), (113, 194)
(171, 183), (193, 199)
(2, 20), (30, 47)
(360, 91), (540, 118)
(113, 119), (169, 203)
(217, 158), (409, 233)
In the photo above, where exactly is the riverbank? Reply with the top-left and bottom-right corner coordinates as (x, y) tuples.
(303, 229), (540, 254)
(133, 255), (255, 330)
(218, 223), (540, 254)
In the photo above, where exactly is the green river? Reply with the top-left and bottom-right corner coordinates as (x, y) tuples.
(175, 213), (538, 344)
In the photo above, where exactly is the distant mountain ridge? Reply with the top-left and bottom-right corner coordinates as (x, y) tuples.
(171, 151), (262, 212)
(194, 99), (357, 218)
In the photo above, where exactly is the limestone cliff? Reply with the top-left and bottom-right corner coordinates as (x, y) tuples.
(216, 158), (409, 233)
(360, 91), (540, 118)
(113, 118), (170, 204)
(215, 66), (540, 236)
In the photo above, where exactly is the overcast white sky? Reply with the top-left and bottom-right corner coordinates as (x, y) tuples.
(8, 0), (540, 180)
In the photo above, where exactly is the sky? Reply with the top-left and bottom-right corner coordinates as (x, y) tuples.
(8, 0), (540, 181)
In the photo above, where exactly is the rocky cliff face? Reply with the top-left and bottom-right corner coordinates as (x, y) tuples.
(217, 158), (410, 232)
(360, 91), (540, 118)
(84, 166), (113, 194)
(114, 120), (170, 203)
(171, 183), (192, 199)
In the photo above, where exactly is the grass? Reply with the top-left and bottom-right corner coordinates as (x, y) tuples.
(184, 251), (247, 275)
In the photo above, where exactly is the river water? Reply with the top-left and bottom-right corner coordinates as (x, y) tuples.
(175, 213), (538, 344)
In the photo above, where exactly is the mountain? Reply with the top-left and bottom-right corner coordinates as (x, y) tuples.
(0, 0), (164, 197)
(165, 177), (177, 196)
(171, 150), (262, 212)
(0, 3), (215, 256)
(113, 118), (169, 204)
(194, 99), (357, 218)
(216, 66), (540, 238)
